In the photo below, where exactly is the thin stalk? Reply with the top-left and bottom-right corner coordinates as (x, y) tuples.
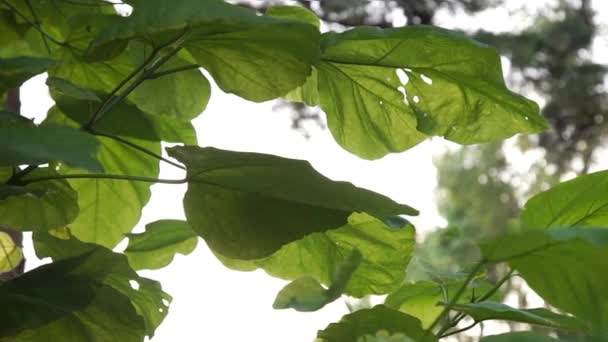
(92, 130), (185, 170)
(425, 260), (486, 337)
(439, 321), (479, 338)
(22, 173), (187, 185)
(477, 268), (515, 302)
(24, 0), (51, 54)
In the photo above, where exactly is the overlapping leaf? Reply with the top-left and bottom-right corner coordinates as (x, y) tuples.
(0, 111), (102, 171)
(0, 168), (78, 232)
(317, 305), (436, 342)
(0, 56), (55, 92)
(293, 26), (545, 159)
(0, 231), (22, 272)
(125, 220), (198, 270)
(88, 0), (320, 102)
(0, 248), (169, 341)
(481, 228), (608, 334)
(219, 213), (416, 297)
(167, 146), (417, 259)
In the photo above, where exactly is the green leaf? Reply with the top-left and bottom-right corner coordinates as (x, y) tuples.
(0, 56), (56, 92)
(273, 249), (362, 312)
(59, 136), (160, 248)
(481, 228), (608, 334)
(32, 228), (97, 261)
(267, 6), (321, 28)
(314, 26), (545, 159)
(480, 332), (565, 342)
(52, 93), (198, 144)
(385, 280), (494, 328)
(317, 305), (437, 342)
(0, 231), (22, 272)
(0, 111), (103, 171)
(447, 301), (587, 332)
(218, 213), (416, 297)
(0, 248), (169, 340)
(0, 167), (13, 183)
(88, 0), (320, 102)
(284, 67), (319, 106)
(358, 331), (416, 342)
(0, 168), (79, 232)
(521, 170), (608, 229)
(46, 77), (101, 102)
(124, 220), (198, 270)
(167, 146), (417, 259)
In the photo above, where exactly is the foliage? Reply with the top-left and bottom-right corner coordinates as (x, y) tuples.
(0, 0), (603, 341)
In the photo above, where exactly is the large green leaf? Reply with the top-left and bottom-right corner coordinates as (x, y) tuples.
(273, 249), (362, 312)
(309, 26), (545, 159)
(385, 280), (494, 328)
(88, 0), (320, 102)
(32, 228), (97, 261)
(521, 170), (608, 229)
(480, 332), (565, 342)
(266, 6), (321, 28)
(317, 305), (437, 342)
(0, 168), (78, 232)
(0, 111), (102, 171)
(124, 220), (198, 270)
(447, 301), (587, 332)
(59, 136), (160, 248)
(0, 56), (55, 91)
(0, 248), (169, 340)
(167, 146), (417, 259)
(0, 231), (22, 272)
(219, 213), (416, 297)
(481, 228), (608, 334)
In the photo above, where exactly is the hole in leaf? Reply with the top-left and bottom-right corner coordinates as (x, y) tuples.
(421, 74), (433, 85)
(129, 280), (140, 290)
(397, 86), (409, 105)
(162, 299), (170, 306)
(413, 95), (420, 103)
(395, 69), (409, 84)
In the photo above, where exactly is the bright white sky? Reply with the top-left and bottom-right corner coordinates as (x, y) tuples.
(17, 0), (608, 341)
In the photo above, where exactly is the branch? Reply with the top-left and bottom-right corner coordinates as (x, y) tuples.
(21, 173), (187, 185)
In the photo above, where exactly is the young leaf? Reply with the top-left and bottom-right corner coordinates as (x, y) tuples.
(314, 26), (545, 159)
(167, 146), (417, 259)
(218, 213), (416, 297)
(0, 111), (103, 171)
(88, 0), (321, 102)
(481, 228), (608, 334)
(521, 170), (608, 229)
(125, 220), (198, 271)
(273, 249), (362, 312)
(0, 168), (79, 232)
(0, 231), (23, 272)
(446, 301), (587, 332)
(317, 305), (437, 342)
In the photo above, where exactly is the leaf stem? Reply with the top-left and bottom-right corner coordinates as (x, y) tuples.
(425, 259), (486, 336)
(21, 173), (187, 185)
(91, 129), (186, 170)
(478, 268), (515, 302)
(439, 320), (479, 338)
(146, 64), (200, 80)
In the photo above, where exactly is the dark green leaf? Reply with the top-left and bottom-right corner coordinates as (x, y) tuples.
(0, 111), (103, 171)
(0, 56), (55, 92)
(167, 146), (417, 259)
(521, 170), (608, 229)
(88, 0), (321, 102)
(0, 168), (78, 232)
(480, 332), (565, 342)
(314, 26), (545, 159)
(273, 249), (362, 312)
(46, 77), (101, 101)
(317, 305), (437, 342)
(267, 6), (321, 28)
(481, 228), (608, 334)
(0, 248), (169, 340)
(448, 301), (587, 332)
(218, 213), (416, 297)
(125, 220), (198, 270)
(32, 227), (97, 261)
